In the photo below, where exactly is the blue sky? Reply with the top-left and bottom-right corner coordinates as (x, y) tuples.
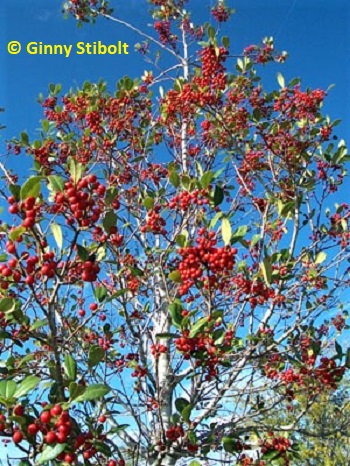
(0, 0), (350, 463)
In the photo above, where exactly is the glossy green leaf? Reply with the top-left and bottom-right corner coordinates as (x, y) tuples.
(213, 185), (224, 206)
(103, 210), (117, 234)
(175, 397), (190, 413)
(94, 285), (108, 302)
(47, 175), (64, 192)
(20, 176), (42, 200)
(75, 383), (110, 402)
(14, 376), (40, 398)
(64, 354), (77, 381)
(88, 345), (105, 368)
(189, 316), (208, 338)
(0, 380), (17, 399)
(37, 443), (67, 464)
(68, 158), (83, 184)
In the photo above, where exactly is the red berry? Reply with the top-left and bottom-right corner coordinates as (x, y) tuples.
(45, 431), (57, 444)
(50, 404), (63, 417)
(27, 423), (39, 436)
(40, 410), (52, 424)
(13, 405), (25, 416)
(12, 431), (23, 444)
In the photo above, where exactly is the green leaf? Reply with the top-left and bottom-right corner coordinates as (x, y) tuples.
(94, 285), (108, 302)
(169, 169), (180, 188)
(103, 210), (117, 235)
(345, 348), (350, 368)
(169, 270), (182, 283)
(143, 197), (155, 211)
(261, 257), (272, 286)
(232, 225), (248, 240)
(315, 251), (327, 264)
(68, 382), (85, 401)
(0, 380), (17, 399)
(277, 72), (285, 88)
(20, 131), (29, 145)
(68, 158), (83, 184)
(175, 397), (190, 413)
(20, 176), (42, 200)
(50, 223), (63, 250)
(262, 450), (281, 461)
(30, 319), (48, 331)
(88, 345), (105, 368)
(169, 302), (183, 329)
(213, 185), (224, 206)
(223, 436), (237, 453)
(75, 383), (110, 402)
(221, 218), (232, 246)
(222, 36), (230, 49)
(9, 226), (25, 242)
(64, 354), (77, 381)
(189, 316), (208, 338)
(0, 298), (16, 313)
(37, 443), (67, 464)
(47, 175), (64, 193)
(175, 234), (187, 247)
(210, 211), (223, 229)
(335, 340), (343, 358)
(76, 244), (89, 261)
(9, 184), (21, 200)
(14, 376), (40, 399)
(182, 404), (192, 423)
(129, 266), (144, 277)
(189, 462), (202, 466)
(201, 171), (213, 189)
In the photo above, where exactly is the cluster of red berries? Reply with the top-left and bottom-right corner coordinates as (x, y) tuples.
(273, 86), (326, 121)
(165, 424), (184, 441)
(8, 195), (40, 230)
(0, 245), (58, 287)
(259, 434), (291, 455)
(154, 20), (177, 48)
(175, 328), (226, 380)
(176, 229), (236, 295)
(81, 259), (100, 282)
(168, 189), (209, 211)
(140, 164), (168, 186)
(232, 273), (276, 308)
(150, 343), (167, 358)
(141, 205), (166, 235)
(244, 41), (287, 64)
(331, 313), (346, 331)
(53, 175), (105, 228)
(200, 45), (228, 87)
(181, 18), (205, 40)
(211, 3), (231, 22)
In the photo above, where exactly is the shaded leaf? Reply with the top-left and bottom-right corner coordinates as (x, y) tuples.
(88, 345), (105, 368)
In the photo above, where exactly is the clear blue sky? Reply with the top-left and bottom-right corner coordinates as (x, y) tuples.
(0, 0), (349, 463)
